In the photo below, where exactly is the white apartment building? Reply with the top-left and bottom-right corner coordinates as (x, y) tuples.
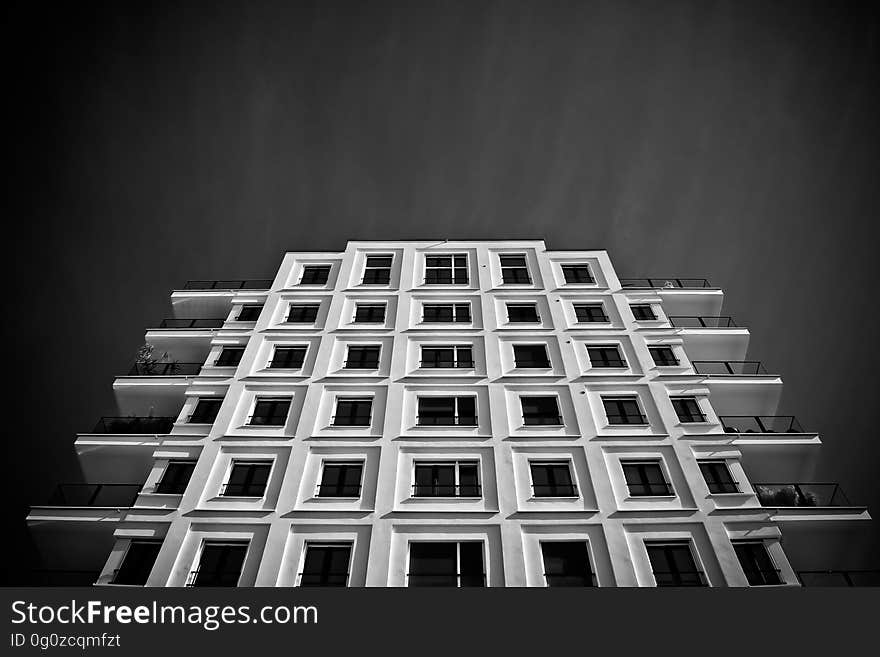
(27, 240), (874, 587)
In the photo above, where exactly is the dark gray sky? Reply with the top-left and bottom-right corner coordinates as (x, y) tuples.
(6, 0), (879, 583)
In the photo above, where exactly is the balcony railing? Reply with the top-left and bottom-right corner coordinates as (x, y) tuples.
(719, 415), (804, 433)
(797, 570), (880, 586)
(157, 318), (225, 329)
(522, 414), (564, 426)
(47, 483), (141, 507)
(419, 360), (475, 368)
(316, 484), (363, 497)
(92, 416), (175, 434)
(182, 280), (273, 290)
(532, 484), (579, 497)
(416, 415), (478, 426)
(30, 569), (99, 586)
(185, 568), (240, 587)
(127, 362), (203, 376)
(620, 278), (712, 289)
(753, 483), (854, 508)
(692, 360), (769, 375)
(668, 316), (737, 328)
(411, 484), (482, 497)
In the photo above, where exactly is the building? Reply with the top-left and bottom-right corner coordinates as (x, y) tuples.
(27, 240), (875, 587)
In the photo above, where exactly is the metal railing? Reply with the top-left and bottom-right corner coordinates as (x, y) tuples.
(343, 360), (380, 369)
(416, 415), (478, 426)
(522, 414), (564, 426)
(30, 570), (99, 586)
(419, 360), (475, 368)
(316, 484), (362, 497)
(47, 483), (141, 507)
(330, 415), (372, 427)
(406, 573), (486, 587)
(411, 484), (482, 497)
(692, 360), (769, 375)
(298, 572), (350, 586)
(220, 483), (266, 497)
(652, 570), (708, 587)
(753, 483), (853, 508)
(183, 280), (272, 290)
(92, 416), (174, 434)
(532, 484), (579, 497)
(668, 316), (737, 328)
(719, 415), (805, 433)
(514, 360), (552, 368)
(157, 318), (225, 328)
(127, 362), (202, 376)
(544, 573), (598, 587)
(185, 568), (240, 587)
(607, 414), (649, 425)
(620, 278), (712, 289)
(797, 570), (880, 586)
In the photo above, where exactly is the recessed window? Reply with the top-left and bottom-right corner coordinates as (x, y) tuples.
(317, 462), (363, 497)
(155, 460), (197, 494)
(420, 345), (473, 368)
(602, 396), (647, 425)
(299, 543), (352, 587)
(513, 344), (550, 368)
(649, 346), (679, 366)
(222, 460), (271, 497)
(362, 255), (392, 284)
(587, 345), (626, 368)
(425, 255), (468, 285)
(530, 461), (577, 497)
(215, 347), (245, 367)
(354, 303), (386, 323)
(574, 303), (608, 323)
(300, 265), (331, 285)
(187, 542), (248, 587)
(237, 305), (263, 321)
(500, 255), (531, 284)
(417, 397), (477, 426)
(622, 460), (673, 496)
(733, 541), (782, 586)
(413, 461), (480, 497)
(506, 303), (539, 323)
(189, 398), (223, 424)
(332, 398), (373, 426)
(699, 460), (739, 494)
(521, 397), (562, 425)
(423, 303), (470, 323)
(112, 540), (162, 585)
(270, 346), (307, 369)
(631, 304), (656, 321)
(345, 346), (380, 369)
(561, 264), (594, 284)
(248, 397), (292, 426)
(287, 304), (320, 323)
(408, 542), (485, 587)
(671, 397), (706, 423)
(541, 542), (595, 587)
(645, 542), (705, 587)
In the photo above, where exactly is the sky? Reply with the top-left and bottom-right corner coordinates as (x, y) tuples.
(5, 0), (880, 584)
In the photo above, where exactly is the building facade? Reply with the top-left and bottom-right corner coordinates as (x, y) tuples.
(28, 240), (874, 587)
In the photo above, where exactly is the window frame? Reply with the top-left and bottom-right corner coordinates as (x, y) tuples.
(630, 304), (657, 321)
(520, 396), (564, 426)
(644, 541), (706, 587)
(419, 345), (474, 369)
(573, 303), (608, 323)
(344, 345), (381, 370)
(499, 254), (532, 285)
(188, 540), (250, 588)
(332, 397), (374, 427)
(269, 345), (308, 370)
(671, 396), (707, 423)
(561, 264), (595, 285)
(353, 303), (387, 324)
(412, 460), (482, 498)
(406, 540), (486, 587)
(287, 303), (320, 323)
(247, 396), (292, 426)
(155, 459), (197, 495)
(587, 344), (627, 368)
(621, 459), (675, 497)
(220, 459), (273, 498)
(236, 304), (263, 322)
(528, 460), (578, 498)
(540, 540), (596, 587)
(361, 255), (393, 285)
(512, 344), (551, 368)
(649, 345), (679, 367)
(424, 254), (469, 285)
(298, 541), (354, 587)
(732, 540), (783, 586)
(316, 460), (365, 498)
(698, 460), (740, 494)
(601, 395), (649, 425)
(505, 302), (540, 323)
(112, 539), (163, 586)
(299, 265), (332, 286)
(421, 302), (471, 323)
(214, 346), (245, 367)
(416, 396), (478, 426)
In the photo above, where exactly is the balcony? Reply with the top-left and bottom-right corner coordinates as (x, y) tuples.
(157, 318), (225, 329)
(797, 570), (880, 586)
(182, 280), (273, 290)
(720, 415), (804, 433)
(91, 416), (174, 434)
(691, 362), (781, 417)
(620, 278), (712, 289)
(126, 362), (203, 376)
(692, 360), (769, 375)
(47, 483), (141, 507)
(751, 483), (869, 521)
(669, 316), (736, 328)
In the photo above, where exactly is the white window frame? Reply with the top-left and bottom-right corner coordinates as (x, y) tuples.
(411, 459), (482, 499)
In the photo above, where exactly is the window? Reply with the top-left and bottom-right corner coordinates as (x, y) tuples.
(222, 460), (271, 497)
(300, 265), (331, 285)
(500, 255), (531, 284)
(362, 255), (392, 284)
(513, 344), (550, 368)
(332, 398), (373, 426)
(417, 397), (477, 426)
(413, 461), (480, 497)
(425, 255), (468, 284)
(287, 304), (319, 323)
(602, 396), (647, 425)
(587, 345), (626, 368)
(408, 542), (485, 587)
(237, 304), (263, 321)
(248, 397), (292, 426)
(215, 347), (245, 367)
(645, 542), (705, 587)
(420, 345), (473, 368)
(649, 346), (679, 366)
(112, 540), (162, 585)
(521, 397), (562, 425)
(541, 542), (595, 587)
(317, 462), (363, 497)
(671, 397), (706, 423)
(423, 303), (470, 323)
(270, 346), (307, 369)
(574, 303), (608, 323)
(189, 398), (223, 424)
(622, 460), (673, 496)
(299, 543), (351, 587)
(354, 303), (386, 323)
(155, 460), (197, 494)
(631, 304), (656, 321)
(506, 303), (539, 323)
(561, 264), (594, 284)
(530, 461), (577, 497)
(699, 461), (739, 494)
(733, 541), (782, 586)
(345, 346), (380, 369)
(188, 542), (248, 587)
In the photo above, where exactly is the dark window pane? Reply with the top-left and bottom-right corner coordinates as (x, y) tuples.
(223, 462), (271, 496)
(354, 304), (385, 323)
(733, 542), (781, 586)
(588, 346), (626, 368)
(531, 462), (576, 496)
(333, 400), (372, 426)
(699, 461), (738, 493)
(250, 399), (291, 426)
(507, 304), (539, 322)
(454, 304), (471, 322)
(542, 542), (593, 587)
(646, 543), (704, 587)
(237, 305), (263, 321)
(500, 256), (530, 284)
(574, 304), (607, 323)
(318, 463), (363, 497)
(631, 304), (656, 321)
(456, 397), (477, 424)
(414, 464), (456, 497)
(458, 543), (485, 587)
(215, 347), (244, 367)
(650, 346), (679, 366)
(345, 346), (380, 369)
(424, 305), (453, 322)
(622, 462), (672, 496)
(156, 461), (196, 494)
(513, 345), (550, 368)
(458, 463), (480, 497)
(300, 266), (331, 285)
(363, 256), (392, 284)
(113, 541), (162, 585)
(602, 397), (645, 425)
(270, 347), (306, 369)
(288, 305), (319, 322)
(190, 398), (223, 424)
(300, 544), (351, 587)
(521, 397), (561, 425)
(672, 397), (705, 423)
(408, 543), (457, 587)
(562, 265), (594, 284)
(190, 543), (247, 587)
